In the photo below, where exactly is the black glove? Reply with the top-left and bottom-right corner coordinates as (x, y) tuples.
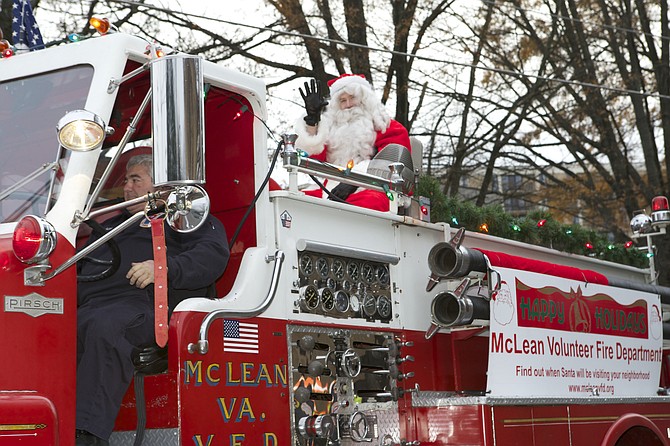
(328, 183), (358, 202)
(299, 79), (328, 126)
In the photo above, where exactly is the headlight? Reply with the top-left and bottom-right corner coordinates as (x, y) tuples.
(57, 109), (106, 152)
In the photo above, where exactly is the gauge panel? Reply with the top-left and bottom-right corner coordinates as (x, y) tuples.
(296, 250), (392, 321)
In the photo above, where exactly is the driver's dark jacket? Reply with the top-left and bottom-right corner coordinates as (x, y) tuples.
(75, 209), (229, 440)
(77, 210), (230, 311)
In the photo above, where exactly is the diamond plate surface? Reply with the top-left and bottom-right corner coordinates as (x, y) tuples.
(108, 428), (179, 445)
(341, 406), (400, 446)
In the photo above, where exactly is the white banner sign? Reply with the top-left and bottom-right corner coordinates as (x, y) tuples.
(487, 267), (663, 398)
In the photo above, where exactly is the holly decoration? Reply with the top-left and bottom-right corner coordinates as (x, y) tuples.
(418, 176), (646, 268)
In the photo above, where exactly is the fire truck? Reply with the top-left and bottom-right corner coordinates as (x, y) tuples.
(2, 29), (670, 446)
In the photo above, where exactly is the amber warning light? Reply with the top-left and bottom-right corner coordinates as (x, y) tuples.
(89, 17), (110, 35)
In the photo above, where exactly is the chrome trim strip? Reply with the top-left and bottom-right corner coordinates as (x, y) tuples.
(296, 239), (400, 265)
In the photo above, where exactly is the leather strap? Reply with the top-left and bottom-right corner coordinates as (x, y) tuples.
(150, 218), (168, 347)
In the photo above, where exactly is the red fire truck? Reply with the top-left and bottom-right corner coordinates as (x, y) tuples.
(2, 29), (670, 446)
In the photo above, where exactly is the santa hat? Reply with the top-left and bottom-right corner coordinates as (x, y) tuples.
(327, 74), (372, 96)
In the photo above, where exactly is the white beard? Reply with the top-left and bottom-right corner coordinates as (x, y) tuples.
(321, 106), (377, 167)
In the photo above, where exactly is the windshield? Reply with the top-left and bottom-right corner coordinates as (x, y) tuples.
(0, 65), (94, 223)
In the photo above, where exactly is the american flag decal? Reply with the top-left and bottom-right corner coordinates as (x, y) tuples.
(223, 320), (259, 354)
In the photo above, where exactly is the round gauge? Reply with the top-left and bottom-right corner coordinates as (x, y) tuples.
(349, 411), (369, 441)
(342, 279), (353, 292)
(349, 294), (361, 313)
(334, 290), (350, 313)
(316, 257), (330, 278)
(362, 293), (377, 317)
(320, 287), (335, 311)
(299, 285), (319, 310)
(346, 261), (360, 281)
(332, 259), (346, 280)
(376, 295), (392, 319)
(376, 265), (390, 286)
(326, 277), (336, 290)
(299, 254), (313, 276)
(361, 262), (375, 284)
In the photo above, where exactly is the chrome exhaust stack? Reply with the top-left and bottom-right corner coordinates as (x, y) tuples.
(151, 54), (206, 187)
(426, 227), (488, 291)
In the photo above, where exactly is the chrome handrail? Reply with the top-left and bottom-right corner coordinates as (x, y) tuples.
(188, 250), (285, 354)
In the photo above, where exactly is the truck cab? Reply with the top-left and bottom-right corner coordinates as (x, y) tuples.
(2, 31), (670, 446)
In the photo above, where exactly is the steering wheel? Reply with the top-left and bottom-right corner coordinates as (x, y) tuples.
(77, 219), (122, 282)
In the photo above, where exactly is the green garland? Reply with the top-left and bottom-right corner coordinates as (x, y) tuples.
(417, 176), (647, 268)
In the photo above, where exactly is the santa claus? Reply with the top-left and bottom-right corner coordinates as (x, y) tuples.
(295, 74), (411, 212)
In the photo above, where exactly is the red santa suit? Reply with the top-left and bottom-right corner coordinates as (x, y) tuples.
(295, 74), (411, 212)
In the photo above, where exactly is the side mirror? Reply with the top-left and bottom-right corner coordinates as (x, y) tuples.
(165, 185), (210, 233)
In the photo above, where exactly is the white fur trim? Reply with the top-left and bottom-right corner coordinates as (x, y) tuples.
(329, 75), (371, 96)
(294, 116), (327, 155)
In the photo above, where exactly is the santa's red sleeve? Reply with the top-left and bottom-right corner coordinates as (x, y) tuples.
(345, 190), (390, 212)
(301, 119), (411, 213)
(375, 119), (411, 152)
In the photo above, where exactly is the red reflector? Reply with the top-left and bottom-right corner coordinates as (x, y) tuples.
(420, 205), (428, 215)
(13, 216), (41, 262)
(652, 196), (669, 212)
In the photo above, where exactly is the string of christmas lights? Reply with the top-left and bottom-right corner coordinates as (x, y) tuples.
(417, 176), (648, 268)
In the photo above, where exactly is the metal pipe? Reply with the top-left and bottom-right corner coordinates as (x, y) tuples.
(284, 153), (404, 194)
(608, 277), (670, 305)
(0, 162), (57, 202)
(431, 292), (490, 328)
(33, 211), (146, 284)
(428, 233), (670, 304)
(81, 89), (153, 219)
(427, 241), (488, 279)
(188, 250), (285, 354)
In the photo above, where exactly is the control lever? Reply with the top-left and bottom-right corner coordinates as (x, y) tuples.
(295, 361), (332, 377)
(296, 335), (330, 352)
(356, 390), (394, 400)
(389, 364), (414, 381)
(294, 386), (334, 403)
(394, 355), (415, 364)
